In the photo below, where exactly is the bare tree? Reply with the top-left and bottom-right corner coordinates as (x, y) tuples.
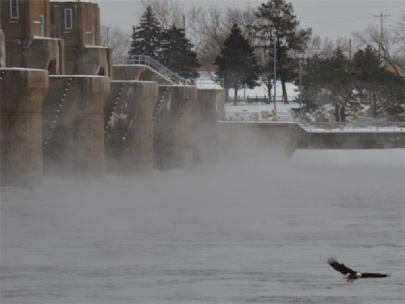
(354, 12), (404, 76)
(101, 25), (130, 63)
(141, 0), (184, 29)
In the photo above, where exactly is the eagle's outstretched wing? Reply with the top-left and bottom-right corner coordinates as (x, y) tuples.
(361, 272), (388, 278)
(327, 257), (356, 275)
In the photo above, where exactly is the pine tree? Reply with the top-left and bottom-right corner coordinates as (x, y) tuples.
(301, 48), (354, 122)
(128, 6), (162, 59)
(352, 45), (404, 119)
(255, 0), (311, 103)
(215, 24), (259, 105)
(158, 26), (200, 80)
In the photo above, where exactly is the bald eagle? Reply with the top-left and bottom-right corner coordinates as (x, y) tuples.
(327, 257), (388, 282)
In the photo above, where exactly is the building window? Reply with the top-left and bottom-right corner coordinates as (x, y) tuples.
(10, 0), (19, 19)
(64, 8), (73, 30)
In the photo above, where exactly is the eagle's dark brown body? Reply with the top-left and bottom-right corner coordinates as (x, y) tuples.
(327, 257), (388, 282)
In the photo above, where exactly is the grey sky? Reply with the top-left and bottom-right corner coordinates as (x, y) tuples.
(98, 0), (404, 39)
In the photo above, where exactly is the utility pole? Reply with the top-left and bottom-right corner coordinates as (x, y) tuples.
(273, 39), (277, 119)
(299, 56), (303, 109)
(373, 12), (391, 61)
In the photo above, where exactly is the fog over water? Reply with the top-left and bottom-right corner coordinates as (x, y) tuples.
(1, 149), (404, 303)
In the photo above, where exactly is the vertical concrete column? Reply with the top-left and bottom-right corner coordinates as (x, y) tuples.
(0, 29), (5, 67)
(105, 81), (158, 173)
(0, 68), (49, 186)
(43, 76), (110, 176)
(155, 85), (197, 169)
(193, 89), (225, 164)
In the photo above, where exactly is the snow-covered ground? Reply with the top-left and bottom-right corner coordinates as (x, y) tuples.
(197, 72), (299, 99)
(198, 73), (405, 133)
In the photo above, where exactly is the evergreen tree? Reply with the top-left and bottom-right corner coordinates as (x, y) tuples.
(128, 6), (162, 59)
(215, 24), (259, 105)
(301, 48), (354, 122)
(352, 45), (405, 118)
(158, 25), (200, 80)
(255, 0), (311, 103)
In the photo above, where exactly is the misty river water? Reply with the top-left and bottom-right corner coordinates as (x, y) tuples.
(1, 149), (404, 304)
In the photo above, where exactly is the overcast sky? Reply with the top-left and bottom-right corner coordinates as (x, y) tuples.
(98, 0), (404, 39)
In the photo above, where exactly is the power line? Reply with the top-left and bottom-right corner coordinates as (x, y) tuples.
(300, 16), (373, 24)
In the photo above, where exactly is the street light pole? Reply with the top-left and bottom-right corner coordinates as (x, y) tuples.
(299, 56), (303, 109)
(273, 38), (277, 120)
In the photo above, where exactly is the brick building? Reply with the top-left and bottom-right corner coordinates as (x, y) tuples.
(0, 0), (63, 74)
(50, 0), (110, 76)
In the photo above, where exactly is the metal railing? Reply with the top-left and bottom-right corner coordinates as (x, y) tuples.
(115, 55), (191, 85)
(229, 95), (297, 104)
(299, 121), (405, 132)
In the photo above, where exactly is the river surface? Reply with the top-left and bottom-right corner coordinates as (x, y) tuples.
(1, 150), (404, 304)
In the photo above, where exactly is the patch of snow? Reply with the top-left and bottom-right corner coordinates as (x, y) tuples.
(0, 67), (47, 72)
(50, 75), (109, 78)
(110, 80), (156, 84)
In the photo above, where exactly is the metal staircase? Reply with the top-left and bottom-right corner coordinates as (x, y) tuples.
(115, 55), (191, 86)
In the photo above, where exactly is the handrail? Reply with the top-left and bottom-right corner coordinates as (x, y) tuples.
(115, 55), (192, 85)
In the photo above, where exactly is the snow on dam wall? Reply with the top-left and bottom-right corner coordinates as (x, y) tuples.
(105, 81), (159, 173)
(0, 68), (49, 186)
(42, 76), (110, 176)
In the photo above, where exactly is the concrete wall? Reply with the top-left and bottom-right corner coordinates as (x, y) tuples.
(5, 37), (64, 74)
(0, 29), (5, 67)
(193, 89), (225, 164)
(300, 131), (405, 149)
(0, 68), (49, 186)
(217, 122), (405, 157)
(155, 85), (197, 169)
(65, 46), (111, 76)
(43, 75), (110, 176)
(105, 80), (159, 173)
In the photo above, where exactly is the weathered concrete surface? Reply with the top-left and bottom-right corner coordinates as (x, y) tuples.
(105, 81), (159, 173)
(155, 85), (197, 169)
(0, 68), (49, 186)
(65, 46), (111, 76)
(43, 76), (110, 176)
(193, 89), (225, 164)
(113, 65), (172, 85)
(0, 29), (5, 67)
(5, 38), (64, 74)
